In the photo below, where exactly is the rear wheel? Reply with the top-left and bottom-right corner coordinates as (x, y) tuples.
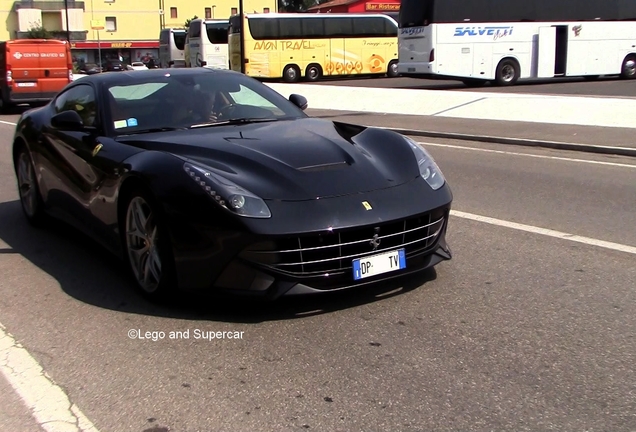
(620, 55), (636, 79)
(387, 60), (399, 78)
(282, 64), (301, 83)
(494, 58), (520, 86)
(15, 147), (47, 226)
(121, 187), (176, 301)
(305, 64), (322, 82)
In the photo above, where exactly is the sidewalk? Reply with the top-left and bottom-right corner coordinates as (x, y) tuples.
(268, 82), (636, 129)
(306, 109), (636, 148)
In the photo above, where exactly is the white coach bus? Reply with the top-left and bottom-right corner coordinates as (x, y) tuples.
(159, 28), (187, 67)
(187, 18), (229, 68)
(397, 0), (636, 86)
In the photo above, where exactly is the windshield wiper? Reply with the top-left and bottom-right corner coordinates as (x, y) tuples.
(190, 118), (281, 129)
(118, 127), (186, 135)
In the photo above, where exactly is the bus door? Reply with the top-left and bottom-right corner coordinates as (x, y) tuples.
(537, 25), (568, 77)
(329, 37), (346, 76)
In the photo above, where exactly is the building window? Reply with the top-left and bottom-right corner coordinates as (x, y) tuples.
(263, 7), (270, 13)
(170, 7), (177, 18)
(105, 16), (117, 31)
(231, 7), (237, 15)
(205, 7), (211, 18)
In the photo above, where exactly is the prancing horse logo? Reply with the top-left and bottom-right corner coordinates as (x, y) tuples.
(369, 233), (381, 250)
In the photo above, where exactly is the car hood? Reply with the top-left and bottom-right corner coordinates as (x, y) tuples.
(117, 118), (420, 201)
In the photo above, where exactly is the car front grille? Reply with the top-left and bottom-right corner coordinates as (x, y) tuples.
(242, 207), (448, 280)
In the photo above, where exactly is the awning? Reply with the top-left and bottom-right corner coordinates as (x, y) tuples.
(70, 41), (160, 49)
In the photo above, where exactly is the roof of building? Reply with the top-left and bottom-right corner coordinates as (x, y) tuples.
(306, 0), (361, 11)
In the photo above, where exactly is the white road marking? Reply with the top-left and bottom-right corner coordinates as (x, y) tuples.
(419, 141), (636, 169)
(451, 210), (636, 255)
(0, 322), (100, 432)
(0, 120), (17, 126)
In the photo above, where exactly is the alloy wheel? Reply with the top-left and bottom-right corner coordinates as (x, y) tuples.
(125, 196), (162, 292)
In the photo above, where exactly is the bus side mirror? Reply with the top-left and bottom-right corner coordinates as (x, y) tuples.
(289, 94), (308, 110)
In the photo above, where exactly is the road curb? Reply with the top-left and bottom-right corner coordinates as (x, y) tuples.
(368, 126), (636, 158)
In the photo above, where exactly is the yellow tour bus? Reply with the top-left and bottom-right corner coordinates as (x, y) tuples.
(228, 13), (399, 82)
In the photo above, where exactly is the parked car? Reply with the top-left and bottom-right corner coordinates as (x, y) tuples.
(79, 63), (102, 75)
(12, 68), (452, 301)
(103, 60), (125, 71)
(127, 61), (148, 71)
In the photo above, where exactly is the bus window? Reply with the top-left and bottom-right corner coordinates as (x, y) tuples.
(301, 18), (324, 37)
(324, 17), (353, 37)
(279, 18), (303, 39)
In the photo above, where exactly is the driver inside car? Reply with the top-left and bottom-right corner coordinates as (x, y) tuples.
(171, 89), (224, 125)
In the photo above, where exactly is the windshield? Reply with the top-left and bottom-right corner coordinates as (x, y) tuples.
(173, 31), (186, 50)
(206, 22), (228, 44)
(106, 72), (306, 135)
(399, 0), (434, 27)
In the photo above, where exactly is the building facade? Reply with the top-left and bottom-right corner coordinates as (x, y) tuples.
(306, 0), (399, 14)
(0, 0), (277, 67)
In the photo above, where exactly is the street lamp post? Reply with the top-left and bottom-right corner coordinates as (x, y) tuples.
(64, 0), (71, 42)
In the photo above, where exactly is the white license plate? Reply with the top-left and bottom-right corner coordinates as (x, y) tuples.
(17, 82), (37, 87)
(353, 248), (406, 280)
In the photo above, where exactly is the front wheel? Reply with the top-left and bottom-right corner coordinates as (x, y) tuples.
(621, 55), (636, 79)
(494, 59), (520, 86)
(122, 188), (176, 301)
(15, 148), (47, 226)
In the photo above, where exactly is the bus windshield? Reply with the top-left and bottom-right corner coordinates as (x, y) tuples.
(399, 0), (433, 27)
(206, 22), (229, 44)
(174, 32), (186, 50)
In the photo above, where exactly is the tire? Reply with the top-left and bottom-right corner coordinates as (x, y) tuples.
(462, 78), (487, 87)
(387, 60), (399, 78)
(0, 97), (11, 114)
(120, 186), (177, 301)
(305, 64), (322, 82)
(14, 146), (47, 227)
(620, 55), (636, 79)
(494, 58), (520, 86)
(282, 64), (300, 83)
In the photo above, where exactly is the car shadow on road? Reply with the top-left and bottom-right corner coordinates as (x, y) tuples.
(0, 199), (437, 324)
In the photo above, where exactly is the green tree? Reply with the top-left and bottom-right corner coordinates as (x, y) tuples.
(279, 0), (329, 12)
(26, 22), (52, 39)
(184, 15), (198, 29)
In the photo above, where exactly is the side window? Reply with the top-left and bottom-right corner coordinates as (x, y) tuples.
(54, 85), (98, 127)
(324, 17), (353, 37)
(302, 18), (324, 38)
(279, 18), (302, 39)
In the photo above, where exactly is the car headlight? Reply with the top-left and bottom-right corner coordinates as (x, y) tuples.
(406, 137), (446, 190)
(183, 162), (271, 218)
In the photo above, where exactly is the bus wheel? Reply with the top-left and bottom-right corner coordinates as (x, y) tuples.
(305, 64), (322, 82)
(283, 65), (301, 83)
(621, 55), (636, 79)
(387, 60), (399, 78)
(494, 58), (519, 86)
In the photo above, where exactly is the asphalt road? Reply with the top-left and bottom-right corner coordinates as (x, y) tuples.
(0, 112), (635, 431)
(306, 75), (636, 97)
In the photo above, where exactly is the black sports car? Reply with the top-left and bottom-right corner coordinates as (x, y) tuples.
(12, 68), (452, 300)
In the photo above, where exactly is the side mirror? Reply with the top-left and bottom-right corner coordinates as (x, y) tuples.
(289, 93), (308, 110)
(200, 61), (207, 66)
(51, 110), (85, 130)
